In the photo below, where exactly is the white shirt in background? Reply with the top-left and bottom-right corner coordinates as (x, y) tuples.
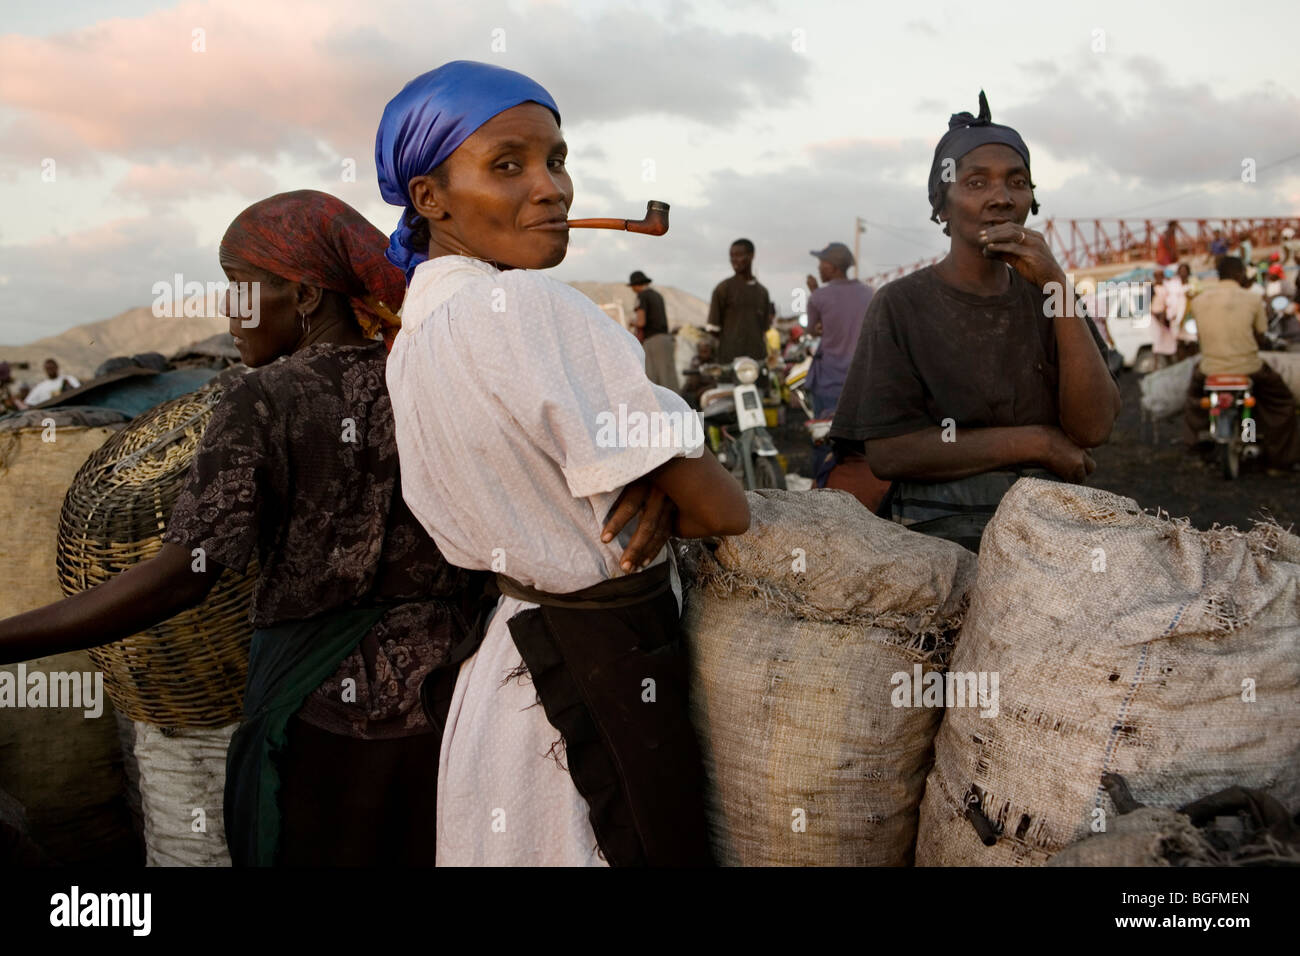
(24, 374), (80, 406)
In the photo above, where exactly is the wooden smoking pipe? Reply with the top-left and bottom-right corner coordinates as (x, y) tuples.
(567, 201), (669, 236)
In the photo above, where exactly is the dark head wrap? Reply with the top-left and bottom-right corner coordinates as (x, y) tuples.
(375, 60), (562, 281)
(927, 91), (1037, 225)
(220, 190), (405, 348)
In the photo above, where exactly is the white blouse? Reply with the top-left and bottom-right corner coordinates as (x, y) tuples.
(386, 255), (703, 866)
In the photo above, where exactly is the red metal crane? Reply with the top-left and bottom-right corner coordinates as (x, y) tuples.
(865, 216), (1300, 287)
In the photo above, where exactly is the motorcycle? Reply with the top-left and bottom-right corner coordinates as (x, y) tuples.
(698, 356), (786, 490)
(784, 355), (836, 485)
(1199, 374), (1259, 479)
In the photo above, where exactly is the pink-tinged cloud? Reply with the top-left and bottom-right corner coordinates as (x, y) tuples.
(0, 0), (401, 165)
(113, 159), (279, 203)
(0, 1), (809, 168)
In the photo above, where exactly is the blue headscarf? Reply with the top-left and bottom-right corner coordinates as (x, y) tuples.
(375, 60), (561, 280)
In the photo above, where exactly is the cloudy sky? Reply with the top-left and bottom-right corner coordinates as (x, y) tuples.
(1, 0), (1297, 341)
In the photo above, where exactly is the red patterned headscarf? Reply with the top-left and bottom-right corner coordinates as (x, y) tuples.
(220, 190), (405, 348)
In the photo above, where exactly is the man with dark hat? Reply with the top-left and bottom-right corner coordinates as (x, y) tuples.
(829, 91), (1121, 550)
(629, 270), (679, 392)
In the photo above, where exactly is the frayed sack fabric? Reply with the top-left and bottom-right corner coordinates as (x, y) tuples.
(681, 489), (976, 866)
(915, 478), (1300, 866)
(1045, 806), (1213, 867)
(131, 722), (238, 866)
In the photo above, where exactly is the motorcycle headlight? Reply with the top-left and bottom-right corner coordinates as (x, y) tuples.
(734, 357), (760, 384)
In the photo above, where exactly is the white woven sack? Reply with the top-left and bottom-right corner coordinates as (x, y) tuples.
(133, 722), (237, 867)
(683, 489), (976, 865)
(916, 479), (1300, 866)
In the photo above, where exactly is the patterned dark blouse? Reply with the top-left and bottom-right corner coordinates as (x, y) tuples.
(164, 341), (477, 739)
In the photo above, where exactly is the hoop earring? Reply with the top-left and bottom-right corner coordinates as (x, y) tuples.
(298, 311), (311, 338)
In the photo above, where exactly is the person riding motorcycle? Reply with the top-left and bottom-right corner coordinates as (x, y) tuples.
(1182, 255), (1300, 475)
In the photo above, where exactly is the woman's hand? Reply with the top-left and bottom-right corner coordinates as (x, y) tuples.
(979, 223), (1067, 291)
(0, 543), (220, 665)
(1036, 425), (1097, 483)
(601, 477), (677, 572)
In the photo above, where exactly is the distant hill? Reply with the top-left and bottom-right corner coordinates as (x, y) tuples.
(1, 307), (226, 383)
(1, 280), (709, 385)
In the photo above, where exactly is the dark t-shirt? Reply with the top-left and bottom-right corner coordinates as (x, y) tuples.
(830, 265), (1112, 445)
(635, 287), (669, 338)
(164, 341), (476, 739)
(708, 275), (771, 363)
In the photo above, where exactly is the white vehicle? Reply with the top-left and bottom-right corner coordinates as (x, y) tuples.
(1084, 277), (1152, 372)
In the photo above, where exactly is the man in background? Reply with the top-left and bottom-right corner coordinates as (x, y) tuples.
(629, 270), (679, 392)
(804, 241), (873, 418)
(680, 338), (718, 410)
(1184, 256), (1299, 474)
(0, 362), (24, 413)
(23, 359), (80, 406)
(708, 238), (771, 364)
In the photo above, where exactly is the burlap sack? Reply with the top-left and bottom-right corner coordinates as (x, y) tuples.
(916, 478), (1300, 866)
(1140, 354), (1299, 422)
(1261, 351), (1300, 398)
(1045, 807), (1213, 867)
(0, 425), (137, 864)
(1138, 357), (1196, 420)
(0, 425), (121, 620)
(682, 489), (976, 866)
(131, 722), (237, 867)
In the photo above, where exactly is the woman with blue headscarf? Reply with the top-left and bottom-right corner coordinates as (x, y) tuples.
(376, 61), (749, 866)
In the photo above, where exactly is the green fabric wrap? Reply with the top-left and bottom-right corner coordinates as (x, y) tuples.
(224, 605), (387, 867)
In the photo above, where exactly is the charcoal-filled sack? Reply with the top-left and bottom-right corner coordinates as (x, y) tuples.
(131, 722), (237, 866)
(1261, 351), (1300, 399)
(1140, 353), (1300, 421)
(1047, 781), (1300, 867)
(1045, 806), (1213, 867)
(1137, 357), (1196, 420)
(916, 479), (1300, 866)
(0, 424), (137, 865)
(682, 488), (977, 866)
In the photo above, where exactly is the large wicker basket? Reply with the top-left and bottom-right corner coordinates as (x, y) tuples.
(56, 379), (256, 727)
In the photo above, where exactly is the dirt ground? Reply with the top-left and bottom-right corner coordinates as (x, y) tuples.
(773, 369), (1297, 531)
(1090, 370), (1296, 531)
